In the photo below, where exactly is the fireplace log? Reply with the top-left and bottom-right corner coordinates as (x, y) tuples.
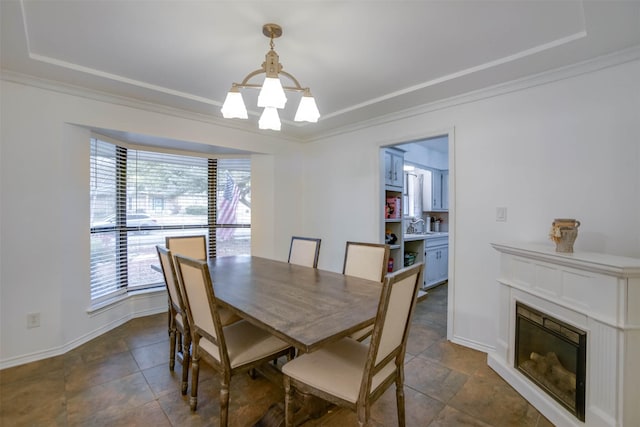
(551, 363), (576, 392)
(529, 352), (576, 393)
(529, 352), (550, 375)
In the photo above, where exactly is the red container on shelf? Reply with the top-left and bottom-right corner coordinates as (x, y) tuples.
(385, 197), (401, 219)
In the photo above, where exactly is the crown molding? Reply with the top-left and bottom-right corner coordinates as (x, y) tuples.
(3, 44), (640, 144)
(0, 69), (301, 143)
(306, 44), (640, 143)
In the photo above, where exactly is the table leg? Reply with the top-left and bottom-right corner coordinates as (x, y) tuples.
(252, 363), (331, 427)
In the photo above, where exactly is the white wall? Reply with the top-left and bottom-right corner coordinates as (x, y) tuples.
(2, 56), (639, 367)
(301, 58), (640, 351)
(0, 79), (297, 367)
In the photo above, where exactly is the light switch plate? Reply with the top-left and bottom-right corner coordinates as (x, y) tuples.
(27, 312), (41, 328)
(496, 207), (507, 222)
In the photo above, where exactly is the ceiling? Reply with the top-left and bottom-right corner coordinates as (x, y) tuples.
(2, 1), (640, 150)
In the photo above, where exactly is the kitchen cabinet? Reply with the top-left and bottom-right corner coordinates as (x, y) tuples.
(384, 148), (404, 189)
(422, 168), (448, 211)
(440, 170), (448, 210)
(424, 235), (448, 288)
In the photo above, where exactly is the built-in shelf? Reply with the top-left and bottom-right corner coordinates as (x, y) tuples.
(382, 148), (405, 272)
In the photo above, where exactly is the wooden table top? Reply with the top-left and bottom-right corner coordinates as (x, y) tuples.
(208, 256), (383, 353)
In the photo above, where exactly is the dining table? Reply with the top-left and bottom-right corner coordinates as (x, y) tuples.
(207, 255), (383, 354)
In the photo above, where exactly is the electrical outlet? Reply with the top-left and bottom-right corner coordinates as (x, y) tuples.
(27, 312), (40, 329)
(496, 207), (507, 222)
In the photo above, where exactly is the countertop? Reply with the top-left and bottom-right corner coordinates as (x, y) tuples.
(404, 232), (448, 241)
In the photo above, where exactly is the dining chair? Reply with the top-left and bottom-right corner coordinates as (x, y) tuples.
(166, 235), (207, 260)
(343, 241), (391, 341)
(282, 262), (423, 427)
(166, 235), (241, 327)
(342, 241), (390, 282)
(156, 245), (191, 394)
(173, 254), (295, 426)
(288, 236), (322, 268)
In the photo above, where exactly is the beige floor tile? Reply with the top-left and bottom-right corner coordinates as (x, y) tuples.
(0, 354), (65, 385)
(64, 349), (141, 393)
(0, 369), (67, 426)
(1, 283), (561, 427)
(428, 405), (494, 427)
(66, 372), (155, 425)
(418, 339), (487, 376)
(131, 340), (172, 370)
(404, 356), (469, 403)
(447, 372), (540, 427)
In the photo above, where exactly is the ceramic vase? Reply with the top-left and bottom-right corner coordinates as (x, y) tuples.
(551, 218), (580, 253)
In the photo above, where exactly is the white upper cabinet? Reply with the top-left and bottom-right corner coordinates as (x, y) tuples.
(422, 168), (448, 211)
(384, 149), (404, 189)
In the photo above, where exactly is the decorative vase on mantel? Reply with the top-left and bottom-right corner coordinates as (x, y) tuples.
(549, 218), (581, 253)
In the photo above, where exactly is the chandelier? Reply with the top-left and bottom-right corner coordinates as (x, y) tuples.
(221, 23), (320, 131)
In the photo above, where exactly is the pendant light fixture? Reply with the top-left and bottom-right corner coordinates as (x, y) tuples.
(221, 23), (320, 130)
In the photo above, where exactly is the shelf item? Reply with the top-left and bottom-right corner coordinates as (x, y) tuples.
(385, 196), (402, 219)
(404, 251), (417, 266)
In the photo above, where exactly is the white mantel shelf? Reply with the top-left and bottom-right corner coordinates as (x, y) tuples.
(491, 242), (640, 278)
(489, 242), (640, 427)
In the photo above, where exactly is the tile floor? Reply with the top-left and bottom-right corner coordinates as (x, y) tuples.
(0, 283), (554, 426)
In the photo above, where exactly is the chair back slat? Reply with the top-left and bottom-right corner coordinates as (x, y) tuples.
(167, 235), (207, 260)
(288, 236), (321, 268)
(375, 271), (420, 363)
(363, 263), (423, 396)
(157, 246), (184, 312)
(174, 255), (220, 347)
(343, 241), (390, 282)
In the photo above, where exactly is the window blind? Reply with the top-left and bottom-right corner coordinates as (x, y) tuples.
(89, 138), (251, 303)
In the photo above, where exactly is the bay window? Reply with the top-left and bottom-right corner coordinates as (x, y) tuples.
(89, 137), (250, 304)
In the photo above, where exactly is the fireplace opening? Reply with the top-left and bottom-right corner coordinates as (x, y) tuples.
(515, 302), (586, 421)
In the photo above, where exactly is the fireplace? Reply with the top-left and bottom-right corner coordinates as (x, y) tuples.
(489, 242), (640, 427)
(515, 302), (586, 421)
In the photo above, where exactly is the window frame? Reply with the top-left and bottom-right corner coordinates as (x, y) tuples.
(89, 137), (250, 305)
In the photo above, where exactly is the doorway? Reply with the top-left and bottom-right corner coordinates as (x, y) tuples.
(383, 132), (453, 339)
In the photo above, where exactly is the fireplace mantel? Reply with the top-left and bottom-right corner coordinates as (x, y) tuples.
(488, 242), (640, 427)
(491, 242), (640, 278)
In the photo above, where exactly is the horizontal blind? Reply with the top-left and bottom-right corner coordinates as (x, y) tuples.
(125, 150), (210, 292)
(90, 138), (251, 302)
(214, 158), (251, 257)
(90, 139), (127, 302)
(217, 158), (251, 226)
(126, 150), (209, 227)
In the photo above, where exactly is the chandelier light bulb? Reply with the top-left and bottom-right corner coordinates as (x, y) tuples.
(221, 88), (248, 119)
(294, 91), (320, 123)
(258, 107), (281, 131)
(258, 77), (287, 109)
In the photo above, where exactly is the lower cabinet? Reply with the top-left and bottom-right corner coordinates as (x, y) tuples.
(424, 237), (448, 288)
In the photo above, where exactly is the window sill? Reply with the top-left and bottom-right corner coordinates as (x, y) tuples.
(87, 286), (166, 316)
